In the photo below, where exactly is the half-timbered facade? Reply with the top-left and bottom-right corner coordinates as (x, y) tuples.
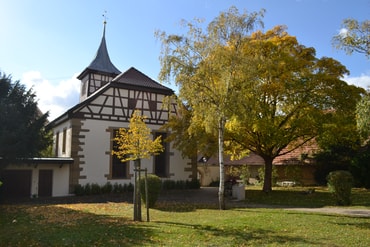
(47, 22), (192, 195)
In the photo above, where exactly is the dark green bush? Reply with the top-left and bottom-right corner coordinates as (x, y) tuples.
(327, 170), (354, 206)
(140, 174), (162, 208)
(125, 182), (134, 192)
(113, 183), (124, 193)
(162, 179), (201, 190)
(162, 180), (176, 190)
(176, 180), (186, 189)
(74, 184), (84, 196)
(258, 166), (279, 185)
(186, 179), (201, 189)
(91, 183), (101, 195)
(84, 183), (92, 195)
(350, 143), (370, 188)
(101, 182), (113, 194)
(209, 180), (219, 187)
(73, 182), (133, 196)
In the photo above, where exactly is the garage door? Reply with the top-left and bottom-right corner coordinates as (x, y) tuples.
(38, 170), (53, 197)
(0, 170), (32, 198)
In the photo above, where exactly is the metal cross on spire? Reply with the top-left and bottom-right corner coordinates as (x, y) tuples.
(102, 10), (108, 25)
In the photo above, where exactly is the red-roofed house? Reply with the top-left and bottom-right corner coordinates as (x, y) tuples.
(198, 139), (319, 186)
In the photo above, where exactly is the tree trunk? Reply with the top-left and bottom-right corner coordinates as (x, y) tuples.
(191, 154), (198, 180)
(133, 159), (142, 221)
(262, 157), (274, 193)
(218, 117), (226, 210)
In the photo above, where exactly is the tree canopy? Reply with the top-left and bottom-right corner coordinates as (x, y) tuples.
(332, 18), (370, 58)
(112, 110), (163, 163)
(158, 6), (265, 209)
(0, 72), (52, 166)
(162, 101), (217, 179)
(226, 26), (364, 192)
(158, 6), (366, 198)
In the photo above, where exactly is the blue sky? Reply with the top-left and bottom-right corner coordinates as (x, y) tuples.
(1, 0), (369, 120)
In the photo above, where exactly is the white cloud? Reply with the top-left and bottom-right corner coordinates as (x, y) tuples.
(22, 71), (80, 121)
(343, 73), (370, 90)
(339, 28), (348, 37)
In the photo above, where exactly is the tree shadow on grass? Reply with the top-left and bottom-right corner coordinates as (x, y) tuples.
(153, 201), (219, 212)
(0, 203), (156, 246)
(154, 220), (320, 246)
(0, 193), (133, 205)
(334, 221), (370, 230)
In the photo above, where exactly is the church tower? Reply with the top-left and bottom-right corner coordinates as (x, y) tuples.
(77, 21), (121, 102)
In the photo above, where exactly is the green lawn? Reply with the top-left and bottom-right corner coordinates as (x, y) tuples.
(1, 187), (369, 246)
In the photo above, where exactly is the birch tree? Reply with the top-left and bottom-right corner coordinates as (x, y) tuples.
(332, 18), (370, 58)
(157, 7), (264, 209)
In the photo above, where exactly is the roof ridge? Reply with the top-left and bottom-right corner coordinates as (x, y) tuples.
(112, 67), (174, 93)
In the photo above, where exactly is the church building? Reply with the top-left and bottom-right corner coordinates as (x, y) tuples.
(0, 22), (193, 198)
(47, 21), (193, 195)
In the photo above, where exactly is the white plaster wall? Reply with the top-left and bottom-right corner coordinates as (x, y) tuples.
(53, 120), (73, 157)
(5, 164), (70, 197)
(31, 165), (70, 197)
(78, 119), (192, 186)
(167, 148), (192, 180)
(78, 119), (118, 186)
(52, 165), (70, 196)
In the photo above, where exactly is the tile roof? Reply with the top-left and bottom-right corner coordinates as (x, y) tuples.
(200, 139), (319, 166)
(112, 67), (173, 93)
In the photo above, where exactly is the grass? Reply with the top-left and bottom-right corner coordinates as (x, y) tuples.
(1, 186), (369, 246)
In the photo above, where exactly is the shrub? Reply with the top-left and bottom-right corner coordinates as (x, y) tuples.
(113, 183), (123, 193)
(284, 165), (302, 184)
(226, 165), (251, 184)
(350, 143), (370, 188)
(91, 183), (101, 195)
(126, 182), (134, 192)
(84, 183), (92, 195)
(162, 179), (201, 190)
(74, 184), (84, 196)
(327, 170), (354, 206)
(176, 180), (186, 189)
(162, 180), (176, 190)
(258, 166), (279, 185)
(101, 182), (113, 194)
(140, 174), (162, 208)
(314, 145), (355, 185)
(209, 180), (219, 187)
(187, 179), (201, 189)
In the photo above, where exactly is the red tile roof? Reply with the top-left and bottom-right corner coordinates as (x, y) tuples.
(200, 139), (319, 166)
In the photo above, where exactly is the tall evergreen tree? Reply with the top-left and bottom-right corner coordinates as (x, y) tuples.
(0, 72), (51, 167)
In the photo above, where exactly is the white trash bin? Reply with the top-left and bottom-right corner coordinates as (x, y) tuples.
(232, 184), (245, 200)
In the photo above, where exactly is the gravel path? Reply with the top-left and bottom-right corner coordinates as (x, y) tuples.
(284, 207), (370, 217)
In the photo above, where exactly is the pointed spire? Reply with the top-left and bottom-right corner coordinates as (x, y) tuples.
(77, 19), (121, 79)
